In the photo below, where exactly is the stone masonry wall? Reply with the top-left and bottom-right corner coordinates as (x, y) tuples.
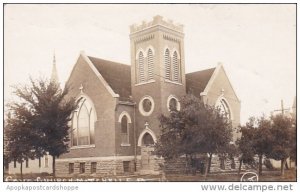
(164, 156), (245, 174)
(56, 159), (137, 177)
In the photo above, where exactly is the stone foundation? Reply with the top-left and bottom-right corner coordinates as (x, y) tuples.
(164, 155), (246, 174)
(210, 155), (242, 172)
(56, 155), (246, 177)
(56, 157), (139, 177)
(164, 158), (188, 174)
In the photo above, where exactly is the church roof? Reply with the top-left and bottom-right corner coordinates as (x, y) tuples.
(186, 68), (216, 96)
(88, 56), (132, 101)
(87, 55), (216, 100)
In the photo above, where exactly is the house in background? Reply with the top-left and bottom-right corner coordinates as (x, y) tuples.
(269, 97), (296, 169)
(55, 15), (241, 176)
(6, 55), (59, 175)
(8, 154), (53, 175)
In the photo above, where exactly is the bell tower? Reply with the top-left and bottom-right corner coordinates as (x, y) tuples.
(130, 15), (186, 142)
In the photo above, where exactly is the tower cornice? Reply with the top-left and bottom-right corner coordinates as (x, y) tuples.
(130, 24), (184, 39)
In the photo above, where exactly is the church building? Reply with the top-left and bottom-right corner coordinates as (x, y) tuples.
(56, 15), (241, 176)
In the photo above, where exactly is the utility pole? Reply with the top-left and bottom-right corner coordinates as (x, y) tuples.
(273, 100), (290, 115)
(273, 99), (291, 169)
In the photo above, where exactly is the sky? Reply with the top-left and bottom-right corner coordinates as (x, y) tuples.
(4, 4), (296, 124)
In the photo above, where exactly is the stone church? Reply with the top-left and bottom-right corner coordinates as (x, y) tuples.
(56, 15), (241, 176)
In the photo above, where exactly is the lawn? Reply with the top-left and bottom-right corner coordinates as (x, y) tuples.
(4, 169), (296, 182)
(165, 169), (296, 182)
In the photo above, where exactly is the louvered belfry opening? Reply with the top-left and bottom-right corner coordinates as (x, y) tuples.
(147, 49), (154, 81)
(165, 49), (171, 80)
(138, 51), (145, 82)
(173, 51), (179, 82)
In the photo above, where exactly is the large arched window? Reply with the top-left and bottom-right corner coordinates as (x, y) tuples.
(147, 49), (154, 80)
(216, 98), (231, 120)
(138, 51), (145, 82)
(164, 49), (171, 80)
(72, 97), (96, 146)
(172, 51), (179, 82)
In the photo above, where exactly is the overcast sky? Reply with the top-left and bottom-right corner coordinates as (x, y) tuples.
(4, 4), (296, 124)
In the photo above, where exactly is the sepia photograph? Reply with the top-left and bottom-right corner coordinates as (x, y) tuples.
(3, 3), (297, 187)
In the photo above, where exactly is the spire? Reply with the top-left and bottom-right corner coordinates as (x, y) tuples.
(50, 51), (59, 84)
(292, 96), (296, 117)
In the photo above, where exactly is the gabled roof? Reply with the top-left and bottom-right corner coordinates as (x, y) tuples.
(84, 54), (234, 102)
(88, 56), (132, 101)
(185, 67), (216, 96)
(88, 54), (217, 100)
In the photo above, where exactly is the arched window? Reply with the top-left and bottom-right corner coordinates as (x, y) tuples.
(72, 97), (96, 146)
(167, 95), (181, 112)
(164, 49), (171, 80)
(72, 113), (78, 146)
(172, 51), (179, 82)
(138, 51), (145, 82)
(121, 116), (128, 134)
(169, 98), (178, 111)
(147, 49), (154, 80)
(216, 98), (231, 120)
(118, 112), (132, 145)
(78, 103), (89, 145)
(121, 115), (129, 144)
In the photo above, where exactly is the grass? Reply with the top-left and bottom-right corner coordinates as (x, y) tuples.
(165, 169), (296, 182)
(4, 169), (296, 182)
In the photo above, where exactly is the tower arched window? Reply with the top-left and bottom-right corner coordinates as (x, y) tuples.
(172, 51), (180, 82)
(138, 51), (145, 82)
(164, 49), (171, 80)
(147, 49), (154, 80)
(72, 97), (96, 146)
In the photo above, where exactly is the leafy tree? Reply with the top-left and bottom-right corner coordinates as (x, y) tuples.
(7, 78), (77, 176)
(236, 117), (256, 176)
(269, 114), (293, 176)
(289, 118), (296, 167)
(253, 116), (273, 176)
(5, 108), (37, 180)
(156, 94), (233, 178)
(156, 110), (185, 160)
(237, 114), (295, 177)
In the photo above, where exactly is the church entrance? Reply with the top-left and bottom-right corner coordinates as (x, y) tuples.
(140, 133), (155, 174)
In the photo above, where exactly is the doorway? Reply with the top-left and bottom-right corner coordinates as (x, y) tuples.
(140, 133), (155, 173)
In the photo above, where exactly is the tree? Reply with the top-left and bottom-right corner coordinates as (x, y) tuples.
(237, 114), (295, 177)
(268, 114), (293, 176)
(156, 110), (185, 160)
(5, 108), (37, 180)
(253, 116), (273, 176)
(156, 94), (233, 178)
(236, 117), (256, 176)
(7, 78), (77, 176)
(289, 118), (296, 168)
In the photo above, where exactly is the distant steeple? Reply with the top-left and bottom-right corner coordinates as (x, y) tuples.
(50, 51), (59, 84)
(292, 96), (296, 117)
